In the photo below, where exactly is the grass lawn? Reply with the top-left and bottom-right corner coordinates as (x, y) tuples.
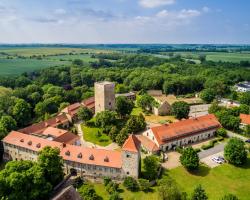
(81, 124), (112, 147)
(92, 156), (250, 200)
(168, 157), (250, 200)
(94, 183), (159, 200)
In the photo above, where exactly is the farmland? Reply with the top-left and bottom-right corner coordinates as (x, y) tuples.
(0, 47), (109, 75)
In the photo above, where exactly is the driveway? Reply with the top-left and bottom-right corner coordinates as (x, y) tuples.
(161, 152), (181, 169)
(198, 143), (225, 159)
(201, 152), (225, 168)
(227, 130), (248, 141)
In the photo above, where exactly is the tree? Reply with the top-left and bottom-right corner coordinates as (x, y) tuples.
(143, 155), (159, 181)
(77, 107), (93, 122)
(208, 101), (223, 114)
(125, 114), (146, 134)
(158, 177), (182, 200)
(137, 94), (154, 111)
(0, 115), (16, 132)
(200, 89), (216, 103)
(116, 128), (129, 146)
(12, 98), (31, 126)
(37, 146), (64, 186)
(221, 194), (239, 200)
(171, 101), (190, 120)
(72, 59), (84, 66)
(191, 185), (208, 200)
(123, 177), (139, 191)
(239, 104), (250, 114)
(180, 147), (199, 170)
(240, 92), (250, 105)
(216, 111), (240, 131)
(78, 184), (99, 200)
(0, 160), (52, 200)
(138, 179), (151, 191)
(109, 126), (119, 142)
(216, 128), (227, 137)
(95, 111), (117, 128)
(224, 137), (247, 165)
(115, 96), (134, 118)
(244, 124), (250, 135)
(115, 84), (129, 93)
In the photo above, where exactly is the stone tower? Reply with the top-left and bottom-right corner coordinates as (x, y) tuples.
(94, 81), (115, 114)
(121, 135), (141, 178)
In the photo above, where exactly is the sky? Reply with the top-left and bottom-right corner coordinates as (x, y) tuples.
(0, 0), (249, 44)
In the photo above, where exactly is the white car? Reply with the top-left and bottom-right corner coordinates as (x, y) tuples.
(212, 157), (223, 164)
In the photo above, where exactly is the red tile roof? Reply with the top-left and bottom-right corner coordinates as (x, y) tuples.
(240, 114), (250, 125)
(151, 114), (221, 145)
(136, 135), (159, 152)
(82, 97), (95, 110)
(122, 135), (141, 153)
(19, 114), (69, 135)
(53, 132), (79, 144)
(3, 131), (122, 168)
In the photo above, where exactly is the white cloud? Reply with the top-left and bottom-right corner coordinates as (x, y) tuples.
(202, 6), (210, 13)
(139, 0), (175, 8)
(54, 8), (67, 15)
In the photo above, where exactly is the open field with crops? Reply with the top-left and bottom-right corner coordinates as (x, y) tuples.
(0, 47), (111, 75)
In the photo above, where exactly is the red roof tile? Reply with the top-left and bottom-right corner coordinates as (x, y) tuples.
(3, 131), (122, 168)
(240, 114), (250, 125)
(151, 114), (221, 145)
(122, 135), (141, 153)
(19, 114), (69, 135)
(136, 135), (159, 152)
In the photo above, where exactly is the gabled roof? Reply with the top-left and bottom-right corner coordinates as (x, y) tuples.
(151, 114), (221, 145)
(122, 135), (141, 153)
(240, 114), (250, 125)
(3, 131), (122, 168)
(136, 135), (159, 152)
(18, 114), (69, 135)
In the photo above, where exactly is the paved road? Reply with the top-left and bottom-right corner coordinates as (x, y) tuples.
(198, 143), (225, 159)
(227, 130), (249, 140)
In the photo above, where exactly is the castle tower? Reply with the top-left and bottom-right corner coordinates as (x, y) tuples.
(94, 81), (115, 114)
(121, 135), (141, 178)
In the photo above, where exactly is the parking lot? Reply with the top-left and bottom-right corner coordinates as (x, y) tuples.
(200, 152), (225, 168)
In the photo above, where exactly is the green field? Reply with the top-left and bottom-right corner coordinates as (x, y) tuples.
(0, 57), (69, 76)
(174, 52), (250, 63)
(81, 124), (112, 147)
(0, 47), (111, 76)
(93, 156), (250, 200)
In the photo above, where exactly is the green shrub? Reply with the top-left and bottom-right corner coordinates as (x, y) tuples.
(194, 148), (201, 153)
(123, 177), (139, 191)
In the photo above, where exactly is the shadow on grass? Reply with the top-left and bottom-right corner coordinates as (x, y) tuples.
(236, 157), (250, 169)
(188, 165), (211, 177)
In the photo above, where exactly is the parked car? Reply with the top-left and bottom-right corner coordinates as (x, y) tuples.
(218, 156), (225, 162)
(245, 139), (250, 143)
(212, 157), (223, 164)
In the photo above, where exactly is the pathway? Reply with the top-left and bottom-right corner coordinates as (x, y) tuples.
(198, 143), (225, 159)
(227, 130), (248, 141)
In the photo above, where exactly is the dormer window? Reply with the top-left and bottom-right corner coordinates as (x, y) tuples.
(89, 154), (94, 160)
(20, 139), (24, 142)
(104, 156), (109, 162)
(28, 141), (32, 145)
(36, 143), (41, 148)
(65, 150), (70, 156)
(77, 153), (82, 158)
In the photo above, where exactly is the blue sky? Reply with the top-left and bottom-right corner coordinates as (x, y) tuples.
(0, 0), (249, 43)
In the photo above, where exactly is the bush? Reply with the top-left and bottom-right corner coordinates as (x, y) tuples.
(176, 146), (183, 154)
(216, 128), (227, 138)
(103, 177), (112, 186)
(72, 177), (84, 188)
(194, 148), (201, 153)
(180, 147), (199, 170)
(123, 177), (139, 191)
(224, 137), (247, 165)
(201, 143), (214, 150)
(138, 179), (151, 191)
(106, 181), (119, 194)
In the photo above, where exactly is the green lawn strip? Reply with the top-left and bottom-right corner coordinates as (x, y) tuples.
(168, 157), (250, 200)
(81, 124), (112, 147)
(94, 183), (158, 200)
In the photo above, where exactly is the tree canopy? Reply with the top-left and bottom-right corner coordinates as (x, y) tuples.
(180, 147), (200, 170)
(171, 101), (190, 120)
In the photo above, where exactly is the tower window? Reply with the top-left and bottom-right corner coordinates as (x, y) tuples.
(109, 102), (111, 105)
(126, 154), (130, 158)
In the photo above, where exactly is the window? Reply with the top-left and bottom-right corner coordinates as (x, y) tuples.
(126, 172), (130, 175)
(126, 154), (130, 158)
